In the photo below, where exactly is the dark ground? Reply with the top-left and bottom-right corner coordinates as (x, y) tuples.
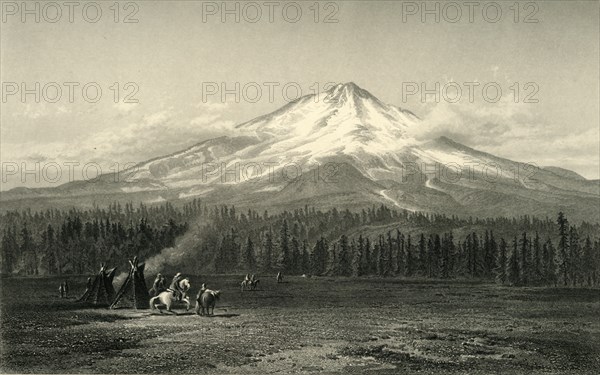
(0, 275), (598, 374)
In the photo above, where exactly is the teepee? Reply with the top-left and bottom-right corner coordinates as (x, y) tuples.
(110, 257), (150, 309)
(77, 264), (117, 306)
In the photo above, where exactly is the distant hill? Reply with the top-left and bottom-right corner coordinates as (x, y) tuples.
(543, 166), (587, 181)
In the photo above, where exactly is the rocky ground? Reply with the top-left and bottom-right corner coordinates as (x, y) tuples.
(1, 275), (598, 374)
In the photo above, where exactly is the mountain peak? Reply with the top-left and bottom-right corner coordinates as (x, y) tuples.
(236, 81), (420, 151)
(324, 82), (377, 107)
(328, 81), (363, 96)
(338, 81), (361, 90)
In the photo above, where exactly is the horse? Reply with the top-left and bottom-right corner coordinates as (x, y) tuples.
(195, 290), (221, 316)
(149, 278), (191, 314)
(241, 278), (260, 291)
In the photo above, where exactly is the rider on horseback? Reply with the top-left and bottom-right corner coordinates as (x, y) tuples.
(169, 273), (184, 301)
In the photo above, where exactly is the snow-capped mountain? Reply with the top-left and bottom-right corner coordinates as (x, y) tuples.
(2, 83), (599, 222)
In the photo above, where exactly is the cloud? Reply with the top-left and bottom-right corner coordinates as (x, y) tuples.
(195, 101), (229, 112)
(410, 96), (533, 144)
(490, 65), (500, 79)
(3, 100), (239, 189)
(113, 101), (137, 114)
(409, 95), (599, 178)
(12, 103), (73, 119)
(190, 113), (222, 126)
(75, 103), (233, 162)
(143, 109), (173, 127)
(188, 102), (237, 132)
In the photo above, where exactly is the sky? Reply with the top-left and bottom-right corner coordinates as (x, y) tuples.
(1, 0), (599, 190)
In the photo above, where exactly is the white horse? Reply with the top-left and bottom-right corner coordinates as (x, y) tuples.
(149, 278), (191, 314)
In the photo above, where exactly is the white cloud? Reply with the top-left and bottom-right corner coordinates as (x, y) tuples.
(195, 101), (229, 112)
(113, 101), (138, 114)
(12, 103), (73, 119)
(143, 109), (173, 127)
(3, 100), (240, 188)
(410, 96), (599, 178)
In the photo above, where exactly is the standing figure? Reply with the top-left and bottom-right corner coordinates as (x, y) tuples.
(63, 279), (69, 298)
(276, 272), (283, 283)
(150, 273), (166, 297)
(59, 283), (65, 298)
(158, 274), (166, 292)
(198, 283), (208, 299)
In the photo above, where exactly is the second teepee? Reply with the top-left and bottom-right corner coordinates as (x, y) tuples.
(110, 257), (150, 309)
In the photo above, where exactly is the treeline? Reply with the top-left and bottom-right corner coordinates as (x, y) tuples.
(205, 210), (600, 287)
(190, 204), (569, 273)
(2, 201), (599, 287)
(0, 201), (201, 275)
(202, 204), (585, 241)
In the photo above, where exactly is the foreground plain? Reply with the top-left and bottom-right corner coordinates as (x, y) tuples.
(1, 275), (599, 374)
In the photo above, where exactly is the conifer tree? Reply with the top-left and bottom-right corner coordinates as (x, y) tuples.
(375, 235), (385, 276)
(386, 231), (394, 276)
(338, 235), (351, 276)
(557, 212), (569, 286)
(568, 226), (580, 286)
(507, 237), (520, 286)
(20, 224), (37, 275)
(542, 238), (557, 286)
(519, 232), (530, 285)
(418, 234), (427, 276)
(310, 237), (328, 276)
(432, 234), (441, 278)
(364, 237), (373, 274)
(405, 234), (415, 277)
(395, 230), (405, 277)
(351, 238), (362, 277)
(471, 232), (482, 278)
(356, 235), (366, 276)
(582, 236), (594, 287)
(278, 220), (291, 272)
(262, 228), (274, 272)
(300, 240), (310, 275)
(495, 238), (508, 284)
(487, 231), (498, 276)
(328, 243), (339, 276)
(242, 236), (256, 271)
(593, 240), (600, 286)
(291, 237), (300, 274)
(532, 232), (542, 284)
